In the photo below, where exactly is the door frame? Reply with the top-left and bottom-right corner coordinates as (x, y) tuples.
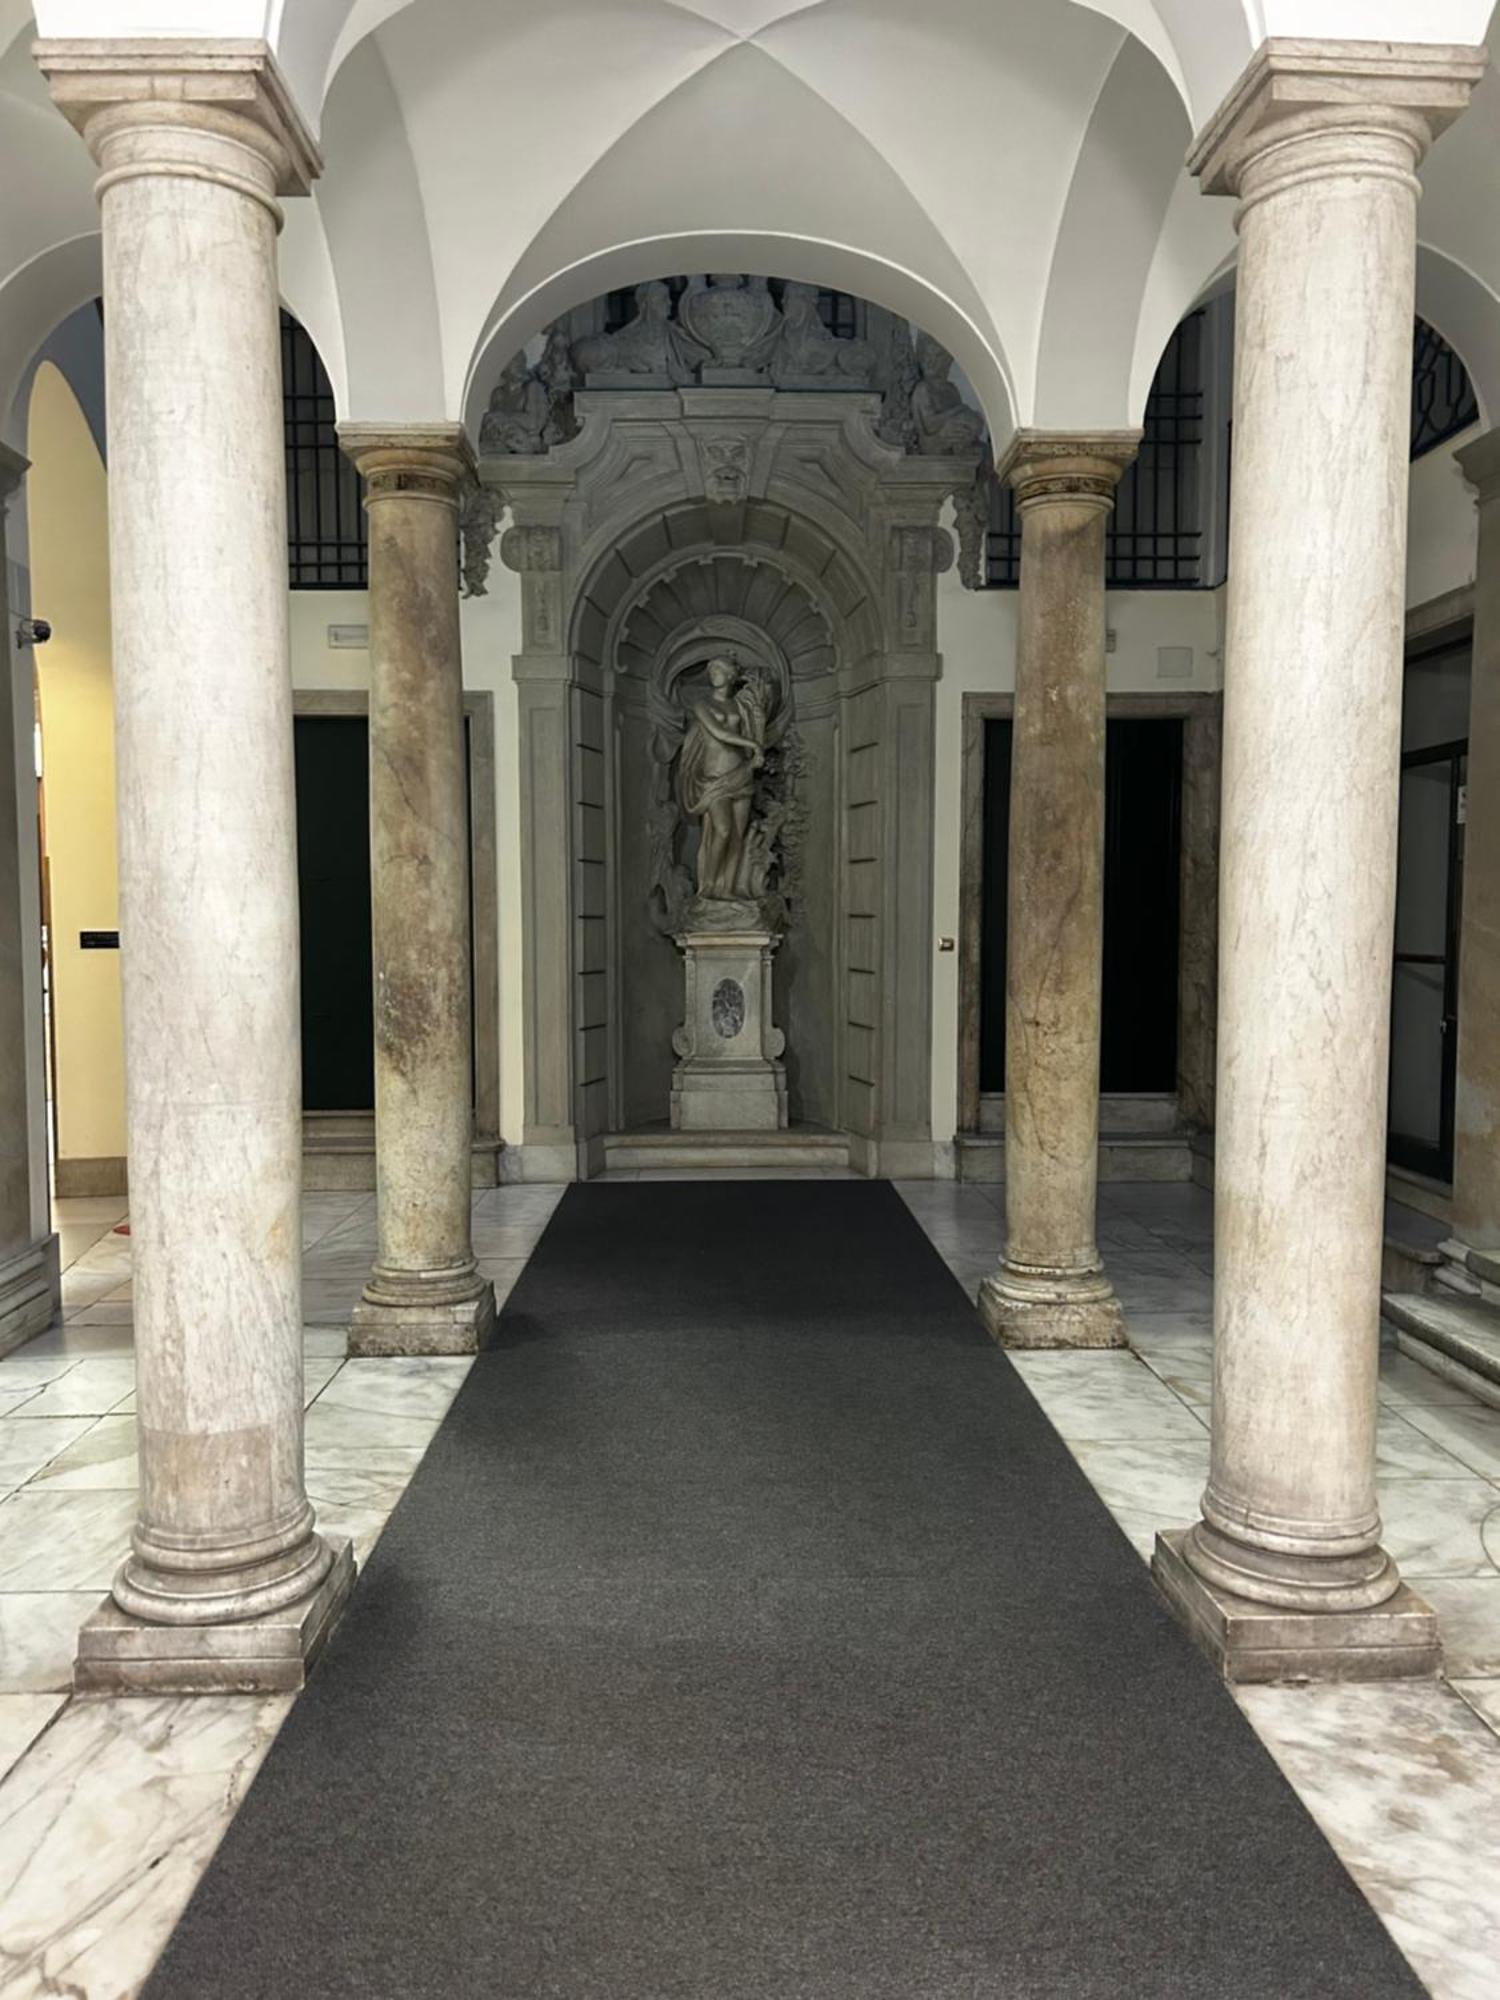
(293, 688), (501, 1143)
(957, 688), (1222, 1136)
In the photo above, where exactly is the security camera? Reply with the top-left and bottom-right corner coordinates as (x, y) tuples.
(16, 618), (51, 646)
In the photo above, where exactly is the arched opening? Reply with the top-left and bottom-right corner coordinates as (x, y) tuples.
(482, 270), (979, 1176)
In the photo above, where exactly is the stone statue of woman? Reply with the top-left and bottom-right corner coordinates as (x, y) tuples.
(677, 656), (767, 902)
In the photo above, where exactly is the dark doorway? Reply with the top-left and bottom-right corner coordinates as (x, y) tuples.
(1387, 739), (1465, 1181)
(979, 716), (1183, 1095)
(294, 716), (374, 1111)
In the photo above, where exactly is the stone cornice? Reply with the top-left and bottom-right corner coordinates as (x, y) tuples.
(1188, 38), (1486, 198)
(35, 38), (321, 197)
(1456, 425), (1500, 506)
(0, 442), (28, 498)
(337, 423), (475, 506)
(997, 430), (1140, 509)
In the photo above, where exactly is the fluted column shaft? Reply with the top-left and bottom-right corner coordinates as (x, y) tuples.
(1153, 38), (1484, 1680)
(338, 428), (494, 1357)
(38, 40), (353, 1689)
(979, 434), (1136, 1350)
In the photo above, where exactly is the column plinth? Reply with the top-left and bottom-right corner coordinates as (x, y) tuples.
(978, 434), (1137, 1351)
(35, 39), (352, 1691)
(1151, 37), (1485, 1681)
(338, 427), (494, 1358)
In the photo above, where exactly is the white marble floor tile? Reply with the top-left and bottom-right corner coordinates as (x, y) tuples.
(1237, 1681), (1500, 2000)
(313, 1356), (471, 1423)
(61, 1297), (135, 1325)
(1110, 1268), (1215, 1314)
(1380, 1479), (1500, 1580)
(2, 1322), (134, 1358)
(1380, 1351), (1486, 1410)
(0, 1387), (44, 1420)
(1393, 1401), (1500, 1484)
(470, 1222), (550, 1259)
(0, 1595), (100, 1693)
(0, 1692), (291, 1999)
(0, 1490), (136, 1591)
(303, 1325), (348, 1358)
(301, 1357), (345, 1406)
(1007, 1352), (1208, 1440)
(0, 1356), (79, 1393)
(1422, 1579), (1500, 1679)
(1455, 1679), (1500, 1741)
(5, 1358), (135, 1419)
(302, 1400), (443, 1461)
(0, 1695), (66, 1788)
(28, 1415), (138, 1492)
(306, 1491), (401, 1567)
(50, 1198), (128, 1227)
(481, 1258), (530, 1306)
(0, 1418), (97, 1492)
(1377, 1410), (1496, 1480)
(1066, 1435), (1209, 1522)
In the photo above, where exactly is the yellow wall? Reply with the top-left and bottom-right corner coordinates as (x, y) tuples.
(27, 360), (127, 1172)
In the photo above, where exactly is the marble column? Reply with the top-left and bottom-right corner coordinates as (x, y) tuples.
(979, 433), (1137, 1349)
(338, 428), (494, 1356)
(1152, 39), (1483, 1681)
(0, 447), (61, 1355)
(38, 40), (354, 1691)
(1449, 427), (1500, 1263)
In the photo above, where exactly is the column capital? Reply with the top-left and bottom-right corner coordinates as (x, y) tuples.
(996, 430), (1140, 511)
(0, 443), (28, 499)
(337, 423), (476, 507)
(1457, 424), (1500, 506)
(1189, 38), (1485, 202)
(35, 38), (320, 201)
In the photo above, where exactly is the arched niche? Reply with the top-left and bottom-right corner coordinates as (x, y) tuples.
(490, 377), (967, 1177)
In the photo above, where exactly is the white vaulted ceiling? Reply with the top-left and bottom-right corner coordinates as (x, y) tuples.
(4, 0), (1499, 440)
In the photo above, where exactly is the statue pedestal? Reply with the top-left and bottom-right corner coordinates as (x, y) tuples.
(671, 924), (787, 1132)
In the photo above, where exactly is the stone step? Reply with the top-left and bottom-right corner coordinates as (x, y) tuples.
(1381, 1290), (1500, 1411)
(1468, 1245), (1500, 1290)
(955, 1132), (1193, 1186)
(602, 1128), (850, 1173)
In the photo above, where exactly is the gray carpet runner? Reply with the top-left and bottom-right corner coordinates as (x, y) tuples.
(144, 1181), (1423, 1998)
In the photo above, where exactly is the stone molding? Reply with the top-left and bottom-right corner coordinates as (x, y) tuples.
(997, 430), (1141, 511)
(35, 38), (321, 205)
(0, 443), (27, 496)
(1457, 424), (1500, 505)
(337, 423), (475, 507)
(1188, 38), (1486, 202)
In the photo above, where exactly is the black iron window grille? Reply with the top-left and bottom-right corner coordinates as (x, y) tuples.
(282, 310), (367, 588)
(1411, 318), (1479, 460)
(984, 313), (1206, 589)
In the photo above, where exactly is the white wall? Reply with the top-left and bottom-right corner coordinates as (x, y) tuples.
(1407, 424), (1481, 609)
(927, 561), (1224, 1149)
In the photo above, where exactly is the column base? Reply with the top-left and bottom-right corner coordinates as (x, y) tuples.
(75, 1537), (356, 1696)
(1151, 1529), (1439, 1684)
(0, 1235), (61, 1357)
(978, 1263), (1127, 1349)
(349, 1280), (496, 1356)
